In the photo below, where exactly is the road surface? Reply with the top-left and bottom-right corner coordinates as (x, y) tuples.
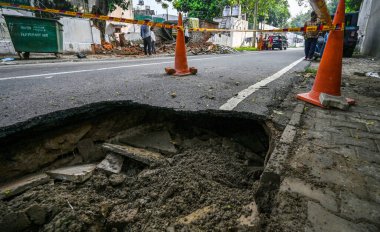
(0, 48), (308, 128)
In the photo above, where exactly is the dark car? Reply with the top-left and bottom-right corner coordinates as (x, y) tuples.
(266, 35), (288, 50)
(331, 12), (359, 57)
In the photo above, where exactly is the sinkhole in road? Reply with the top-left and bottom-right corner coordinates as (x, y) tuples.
(0, 103), (271, 231)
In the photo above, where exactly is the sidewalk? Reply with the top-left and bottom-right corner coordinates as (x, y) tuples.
(265, 57), (380, 231)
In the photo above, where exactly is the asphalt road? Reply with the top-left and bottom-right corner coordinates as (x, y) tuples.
(0, 48), (308, 128)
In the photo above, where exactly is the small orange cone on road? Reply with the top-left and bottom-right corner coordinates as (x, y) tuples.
(165, 13), (197, 76)
(297, 0), (353, 107)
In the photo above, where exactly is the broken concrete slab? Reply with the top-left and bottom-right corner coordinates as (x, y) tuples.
(119, 130), (177, 155)
(46, 164), (96, 183)
(102, 143), (165, 166)
(319, 93), (350, 110)
(237, 201), (259, 228)
(0, 173), (50, 200)
(97, 153), (124, 174)
(178, 205), (216, 224)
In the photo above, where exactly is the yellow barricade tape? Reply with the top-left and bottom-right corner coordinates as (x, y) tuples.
(0, 2), (345, 33)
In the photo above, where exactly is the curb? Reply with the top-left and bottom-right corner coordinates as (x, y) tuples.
(255, 102), (305, 213)
(263, 102), (304, 179)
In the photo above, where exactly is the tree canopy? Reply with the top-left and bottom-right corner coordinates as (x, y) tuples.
(297, 0), (363, 13)
(173, 0), (290, 27)
(290, 0), (363, 28)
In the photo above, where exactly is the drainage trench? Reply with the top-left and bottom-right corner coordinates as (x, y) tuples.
(0, 103), (271, 231)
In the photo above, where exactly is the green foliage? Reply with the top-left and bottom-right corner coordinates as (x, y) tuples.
(173, 0), (290, 27)
(173, 0), (230, 21)
(266, 0), (291, 27)
(297, 0), (363, 14)
(235, 47), (258, 51)
(327, 0), (363, 13)
(305, 66), (317, 74)
(290, 0), (363, 28)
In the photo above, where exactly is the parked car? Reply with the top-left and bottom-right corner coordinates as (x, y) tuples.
(331, 12), (359, 57)
(265, 35), (288, 50)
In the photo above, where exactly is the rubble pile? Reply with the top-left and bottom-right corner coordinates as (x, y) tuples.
(156, 42), (238, 56)
(92, 39), (237, 56)
(93, 41), (143, 56)
(188, 42), (237, 55)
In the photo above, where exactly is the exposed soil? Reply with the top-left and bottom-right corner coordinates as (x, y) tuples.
(0, 106), (270, 232)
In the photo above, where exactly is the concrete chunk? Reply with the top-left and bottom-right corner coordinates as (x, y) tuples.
(120, 130), (177, 155)
(319, 93), (350, 110)
(102, 143), (165, 166)
(97, 153), (124, 174)
(46, 164), (96, 183)
(0, 173), (50, 200)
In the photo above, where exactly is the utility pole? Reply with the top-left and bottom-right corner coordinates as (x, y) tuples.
(252, 0), (258, 47)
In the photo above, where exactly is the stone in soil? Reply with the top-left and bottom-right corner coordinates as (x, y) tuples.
(108, 174), (127, 186)
(102, 143), (165, 166)
(0, 173), (50, 200)
(107, 205), (138, 229)
(46, 164), (96, 183)
(97, 153), (124, 174)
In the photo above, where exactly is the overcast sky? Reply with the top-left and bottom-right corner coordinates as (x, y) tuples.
(288, 0), (311, 18)
(133, 0), (311, 18)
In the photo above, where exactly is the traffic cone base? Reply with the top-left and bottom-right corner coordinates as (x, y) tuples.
(165, 67), (198, 76)
(297, 91), (324, 107)
(165, 13), (197, 76)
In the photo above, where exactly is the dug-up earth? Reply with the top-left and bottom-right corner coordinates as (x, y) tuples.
(0, 119), (268, 232)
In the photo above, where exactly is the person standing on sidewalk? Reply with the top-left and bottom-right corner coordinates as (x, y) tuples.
(150, 27), (156, 54)
(141, 19), (152, 56)
(303, 11), (320, 60)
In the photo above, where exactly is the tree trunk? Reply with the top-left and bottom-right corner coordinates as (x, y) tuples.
(252, 0), (258, 47)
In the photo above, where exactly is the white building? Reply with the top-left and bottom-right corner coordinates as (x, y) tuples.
(357, 0), (380, 57)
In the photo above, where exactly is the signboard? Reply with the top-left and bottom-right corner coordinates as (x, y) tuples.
(3, 0), (31, 5)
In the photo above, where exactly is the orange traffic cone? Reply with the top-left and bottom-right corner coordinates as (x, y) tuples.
(297, 0), (351, 107)
(165, 13), (197, 76)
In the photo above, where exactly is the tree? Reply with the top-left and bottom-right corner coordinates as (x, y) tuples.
(266, 0), (290, 27)
(289, 11), (312, 28)
(297, 0), (363, 14)
(326, 0), (363, 13)
(172, 0), (230, 21)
